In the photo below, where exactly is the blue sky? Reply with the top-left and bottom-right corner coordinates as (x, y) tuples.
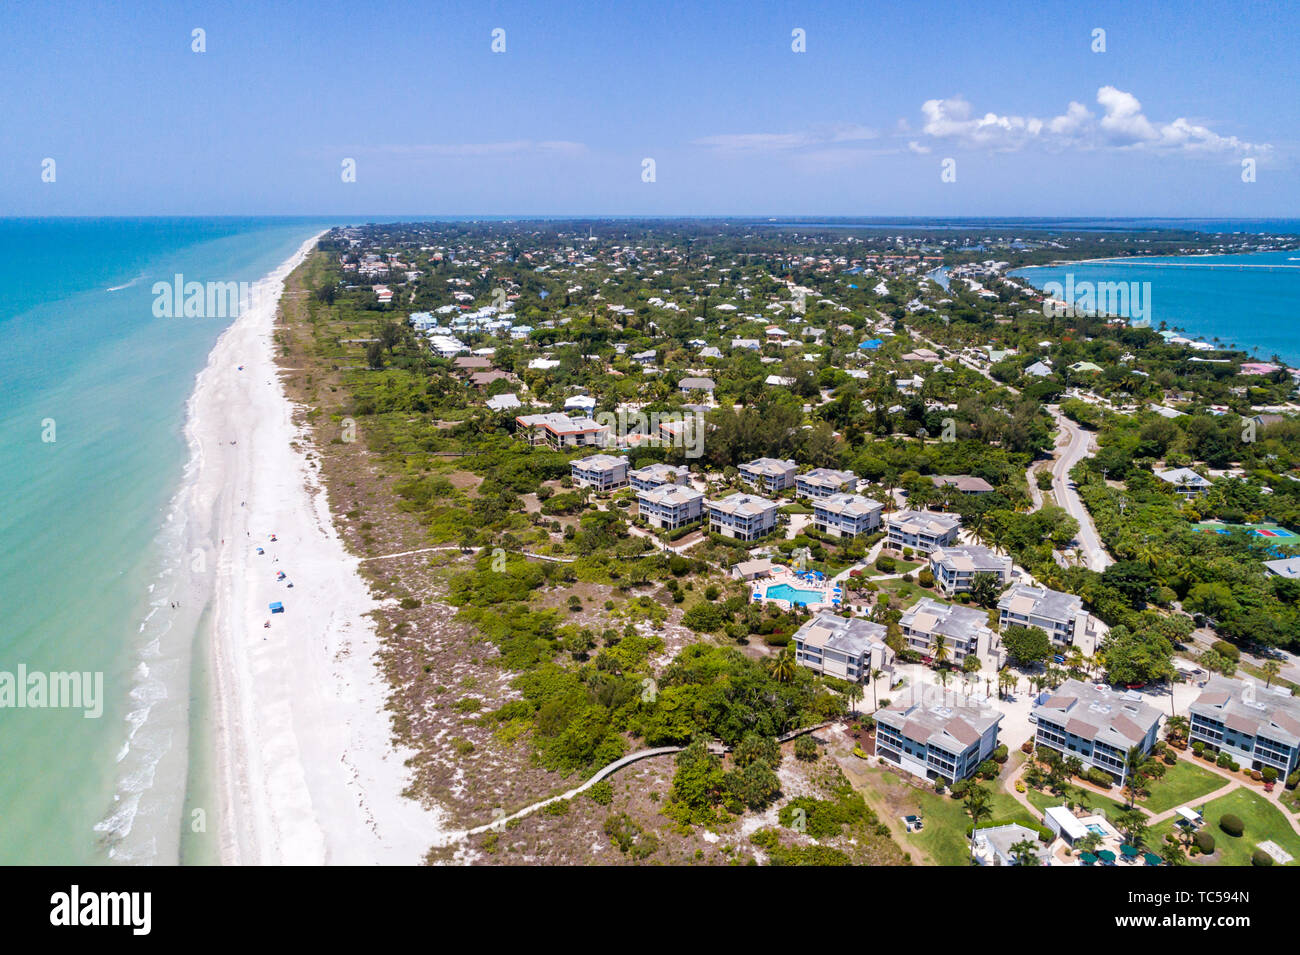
(2, 0), (1297, 216)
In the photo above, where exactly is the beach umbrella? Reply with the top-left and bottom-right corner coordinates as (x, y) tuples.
(1079, 852), (1097, 866)
(1120, 843), (1139, 858)
(1097, 849), (1116, 864)
(1143, 852), (1162, 866)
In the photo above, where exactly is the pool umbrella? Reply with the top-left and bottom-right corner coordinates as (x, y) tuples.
(1143, 852), (1162, 866)
(1097, 849), (1116, 864)
(1079, 852), (1097, 866)
(1120, 844), (1139, 858)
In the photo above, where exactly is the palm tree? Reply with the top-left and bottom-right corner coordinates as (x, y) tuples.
(1009, 839), (1041, 866)
(846, 682), (864, 716)
(769, 647), (797, 684)
(966, 511), (988, 548)
(933, 635), (951, 668)
(965, 784), (993, 859)
(997, 668), (1014, 700)
(1164, 715), (1189, 745)
(1262, 659), (1282, 689)
(1123, 745), (1154, 808)
(870, 668), (884, 710)
(1076, 831), (1104, 856)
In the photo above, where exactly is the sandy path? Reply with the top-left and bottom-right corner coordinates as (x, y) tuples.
(188, 233), (447, 864)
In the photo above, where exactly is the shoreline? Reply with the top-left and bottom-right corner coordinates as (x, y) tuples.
(182, 232), (447, 864)
(1008, 254), (1300, 369)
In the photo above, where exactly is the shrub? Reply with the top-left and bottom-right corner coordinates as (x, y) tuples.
(976, 759), (999, 779)
(874, 555), (896, 574)
(917, 568), (934, 588)
(1212, 640), (1240, 661)
(793, 735), (819, 762)
(949, 779), (970, 799)
(1262, 767), (1278, 784)
(1250, 769), (1263, 782)
(993, 744), (1009, 764)
(1216, 752), (1233, 769)
(1193, 830), (1215, 854)
(1084, 768), (1114, 788)
(1219, 814), (1244, 838)
(1191, 740), (1205, 756)
(586, 780), (614, 806)
(1252, 848), (1274, 866)
(1288, 770), (1300, 790)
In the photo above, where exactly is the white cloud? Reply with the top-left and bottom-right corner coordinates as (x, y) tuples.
(917, 86), (1268, 155)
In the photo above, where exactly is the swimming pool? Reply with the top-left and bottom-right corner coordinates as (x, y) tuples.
(765, 583), (827, 605)
(1086, 823), (1107, 836)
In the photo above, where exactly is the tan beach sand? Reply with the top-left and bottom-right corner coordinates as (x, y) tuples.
(186, 233), (448, 864)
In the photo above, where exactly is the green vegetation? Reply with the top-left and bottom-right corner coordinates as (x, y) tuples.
(1153, 789), (1300, 866)
(1137, 758), (1223, 814)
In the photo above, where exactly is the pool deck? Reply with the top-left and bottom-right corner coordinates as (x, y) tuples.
(750, 567), (843, 611)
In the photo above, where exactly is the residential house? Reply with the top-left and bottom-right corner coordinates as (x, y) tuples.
(812, 493), (883, 538)
(515, 412), (608, 449)
(707, 492), (779, 541)
(636, 484), (704, 530)
(1031, 680), (1161, 783)
(739, 457), (798, 493)
(884, 510), (961, 554)
(628, 462), (689, 491)
(875, 688), (1003, 783)
(796, 468), (857, 499)
(931, 474), (994, 495)
(1263, 556), (1300, 580)
(1155, 467), (1212, 499)
(900, 597), (1001, 667)
(570, 453), (629, 491)
(1188, 676), (1300, 777)
(997, 585), (1105, 656)
(678, 376), (716, 395)
(928, 545), (1012, 596)
(792, 612), (894, 684)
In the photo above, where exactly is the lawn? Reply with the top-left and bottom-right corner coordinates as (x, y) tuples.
(849, 766), (1036, 866)
(1025, 786), (1128, 819)
(1138, 759), (1225, 814)
(1152, 788), (1300, 866)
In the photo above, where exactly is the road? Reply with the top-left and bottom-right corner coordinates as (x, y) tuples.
(1049, 407), (1113, 572)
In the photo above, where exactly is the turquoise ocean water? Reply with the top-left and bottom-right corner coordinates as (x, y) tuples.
(0, 218), (331, 864)
(2, 217), (1298, 866)
(1011, 249), (1300, 367)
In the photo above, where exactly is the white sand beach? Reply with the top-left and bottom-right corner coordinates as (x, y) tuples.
(185, 234), (448, 864)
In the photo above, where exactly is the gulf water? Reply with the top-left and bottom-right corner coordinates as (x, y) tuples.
(0, 218), (331, 864)
(1011, 249), (1300, 367)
